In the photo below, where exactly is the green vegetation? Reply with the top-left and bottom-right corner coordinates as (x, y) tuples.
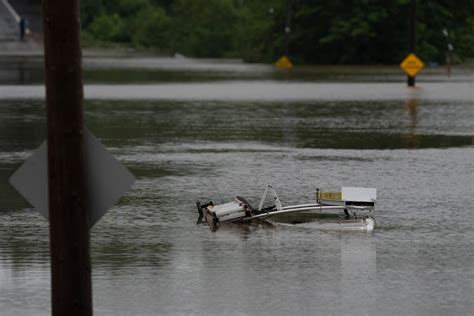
(80, 0), (474, 64)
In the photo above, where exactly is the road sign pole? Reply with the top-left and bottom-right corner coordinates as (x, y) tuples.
(275, 0), (294, 69)
(283, 0), (294, 57)
(407, 0), (416, 87)
(43, 0), (92, 314)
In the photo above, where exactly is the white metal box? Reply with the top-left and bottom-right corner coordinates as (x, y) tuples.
(342, 187), (377, 202)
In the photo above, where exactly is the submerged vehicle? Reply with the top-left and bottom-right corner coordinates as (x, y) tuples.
(196, 185), (376, 232)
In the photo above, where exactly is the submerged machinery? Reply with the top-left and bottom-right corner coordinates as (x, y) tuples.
(197, 185), (376, 232)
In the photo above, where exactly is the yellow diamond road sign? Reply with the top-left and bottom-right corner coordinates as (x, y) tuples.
(400, 53), (424, 77)
(275, 55), (293, 69)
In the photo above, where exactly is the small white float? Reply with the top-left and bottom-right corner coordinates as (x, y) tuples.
(197, 185), (376, 232)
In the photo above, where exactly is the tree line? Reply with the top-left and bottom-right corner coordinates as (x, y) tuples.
(79, 0), (474, 64)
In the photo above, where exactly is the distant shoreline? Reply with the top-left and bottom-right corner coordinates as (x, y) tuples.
(1, 48), (473, 71)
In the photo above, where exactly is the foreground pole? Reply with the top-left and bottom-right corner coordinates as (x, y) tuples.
(43, 0), (92, 315)
(407, 0), (416, 87)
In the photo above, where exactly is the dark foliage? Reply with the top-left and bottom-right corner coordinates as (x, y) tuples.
(80, 0), (474, 64)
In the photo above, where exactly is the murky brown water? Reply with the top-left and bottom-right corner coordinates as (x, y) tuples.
(0, 58), (473, 315)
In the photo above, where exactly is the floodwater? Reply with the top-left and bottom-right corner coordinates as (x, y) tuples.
(0, 57), (473, 315)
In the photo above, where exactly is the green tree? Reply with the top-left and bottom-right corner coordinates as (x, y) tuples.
(77, 0), (474, 63)
(233, 0), (285, 62)
(87, 13), (125, 42)
(417, 0), (474, 63)
(167, 0), (238, 57)
(81, 0), (106, 27)
(130, 7), (170, 48)
(289, 0), (410, 64)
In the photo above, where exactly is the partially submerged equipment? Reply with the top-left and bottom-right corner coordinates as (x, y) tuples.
(197, 185), (376, 232)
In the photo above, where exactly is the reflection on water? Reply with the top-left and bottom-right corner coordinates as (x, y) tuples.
(340, 234), (376, 315)
(0, 99), (471, 153)
(404, 97), (418, 148)
(2, 82), (474, 103)
(0, 59), (473, 314)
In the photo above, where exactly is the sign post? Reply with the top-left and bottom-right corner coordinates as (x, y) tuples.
(275, 0), (294, 69)
(407, 0), (416, 86)
(10, 1), (136, 315)
(43, 0), (92, 314)
(400, 53), (424, 79)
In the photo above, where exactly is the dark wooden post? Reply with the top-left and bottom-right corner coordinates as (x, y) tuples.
(43, 0), (92, 314)
(407, 0), (416, 87)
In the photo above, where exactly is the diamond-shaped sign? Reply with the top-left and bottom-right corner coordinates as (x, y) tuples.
(275, 55), (293, 69)
(400, 53), (424, 77)
(9, 128), (136, 228)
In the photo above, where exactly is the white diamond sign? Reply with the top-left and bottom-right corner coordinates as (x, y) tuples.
(9, 128), (136, 228)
